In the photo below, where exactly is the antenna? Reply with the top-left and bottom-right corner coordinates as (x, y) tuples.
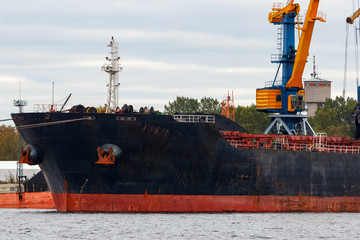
(101, 37), (123, 113)
(51, 82), (55, 112)
(311, 55), (317, 79)
(13, 79), (27, 181)
(13, 79), (27, 114)
(313, 56), (317, 78)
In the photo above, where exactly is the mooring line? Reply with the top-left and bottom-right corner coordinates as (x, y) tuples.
(15, 117), (92, 130)
(0, 119), (13, 122)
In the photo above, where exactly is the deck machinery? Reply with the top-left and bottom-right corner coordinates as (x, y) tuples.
(256, 0), (325, 135)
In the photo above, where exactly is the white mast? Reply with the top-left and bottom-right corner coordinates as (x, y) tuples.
(101, 37), (123, 113)
(13, 79), (27, 181)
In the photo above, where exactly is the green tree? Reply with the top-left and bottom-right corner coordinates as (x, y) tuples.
(234, 104), (271, 134)
(200, 97), (221, 114)
(309, 96), (357, 137)
(164, 96), (221, 114)
(0, 125), (21, 160)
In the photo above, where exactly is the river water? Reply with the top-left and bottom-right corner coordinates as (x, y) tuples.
(1, 209), (359, 239)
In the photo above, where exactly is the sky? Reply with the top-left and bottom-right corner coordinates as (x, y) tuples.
(0, 0), (359, 122)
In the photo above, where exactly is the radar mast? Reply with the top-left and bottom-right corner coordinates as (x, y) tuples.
(102, 37), (123, 113)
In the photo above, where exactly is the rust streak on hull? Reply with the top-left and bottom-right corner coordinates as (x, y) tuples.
(52, 193), (360, 213)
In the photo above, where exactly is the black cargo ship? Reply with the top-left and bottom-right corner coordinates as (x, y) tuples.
(11, 111), (360, 212)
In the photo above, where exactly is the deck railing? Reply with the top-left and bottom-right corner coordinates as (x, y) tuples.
(173, 115), (215, 123)
(33, 104), (62, 112)
(226, 140), (360, 154)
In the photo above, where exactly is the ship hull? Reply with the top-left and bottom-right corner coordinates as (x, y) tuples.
(52, 193), (360, 212)
(12, 112), (360, 212)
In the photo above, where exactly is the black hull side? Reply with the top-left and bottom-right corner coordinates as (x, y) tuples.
(12, 113), (360, 199)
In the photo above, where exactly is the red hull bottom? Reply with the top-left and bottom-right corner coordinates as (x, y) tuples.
(52, 193), (360, 212)
(0, 192), (55, 209)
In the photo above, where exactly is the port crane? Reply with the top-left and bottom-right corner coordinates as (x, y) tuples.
(347, 5), (360, 139)
(346, 6), (360, 102)
(256, 0), (325, 135)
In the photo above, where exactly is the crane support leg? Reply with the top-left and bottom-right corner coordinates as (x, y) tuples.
(264, 115), (316, 136)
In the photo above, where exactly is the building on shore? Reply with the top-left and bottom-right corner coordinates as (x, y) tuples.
(304, 56), (331, 117)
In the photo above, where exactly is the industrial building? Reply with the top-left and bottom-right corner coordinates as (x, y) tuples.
(303, 57), (331, 117)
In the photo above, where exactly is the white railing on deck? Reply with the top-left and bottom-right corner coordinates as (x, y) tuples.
(173, 115), (215, 123)
(33, 104), (62, 112)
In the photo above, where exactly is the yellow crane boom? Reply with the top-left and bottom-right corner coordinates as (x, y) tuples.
(347, 8), (360, 24)
(285, 0), (325, 89)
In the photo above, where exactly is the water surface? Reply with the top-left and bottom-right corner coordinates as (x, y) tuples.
(1, 209), (359, 239)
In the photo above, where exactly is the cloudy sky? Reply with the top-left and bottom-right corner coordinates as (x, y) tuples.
(0, 0), (358, 121)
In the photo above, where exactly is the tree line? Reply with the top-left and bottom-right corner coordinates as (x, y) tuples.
(164, 96), (222, 114)
(0, 125), (21, 161)
(164, 96), (270, 134)
(308, 96), (357, 137)
(165, 95), (358, 137)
